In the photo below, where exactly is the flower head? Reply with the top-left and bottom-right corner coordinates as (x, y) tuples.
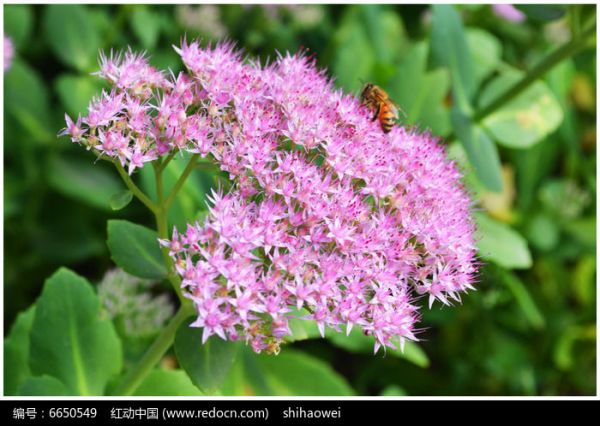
(158, 41), (478, 354)
(62, 40), (478, 354)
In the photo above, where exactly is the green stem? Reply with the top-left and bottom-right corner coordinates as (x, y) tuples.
(110, 154), (203, 395)
(158, 152), (176, 173)
(110, 306), (192, 396)
(114, 162), (158, 213)
(472, 23), (595, 122)
(164, 154), (199, 209)
(445, 22), (595, 142)
(153, 164), (186, 304)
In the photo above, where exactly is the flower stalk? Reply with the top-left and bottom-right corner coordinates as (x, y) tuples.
(114, 162), (158, 213)
(110, 305), (193, 396)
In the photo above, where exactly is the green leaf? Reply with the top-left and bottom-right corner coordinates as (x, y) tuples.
(110, 190), (133, 211)
(380, 384), (408, 396)
(4, 5), (33, 48)
(479, 69), (564, 148)
(285, 308), (322, 342)
(451, 107), (503, 192)
(362, 5), (407, 64)
(4, 60), (53, 143)
(499, 270), (545, 329)
(217, 357), (248, 396)
(107, 220), (167, 280)
(466, 28), (502, 88)
(55, 75), (104, 118)
(331, 7), (375, 92)
(43, 5), (100, 71)
(133, 369), (203, 396)
(515, 5), (566, 22)
(4, 306), (36, 395)
(475, 213), (532, 269)
(389, 42), (450, 136)
(29, 268), (123, 395)
(47, 154), (124, 211)
(255, 349), (354, 396)
(130, 7), (161, 49)
(19, 376), (68, 396)
(428, 4), (476, 111)
(174, 318), (239, 394)
(328, 328), (429, 368)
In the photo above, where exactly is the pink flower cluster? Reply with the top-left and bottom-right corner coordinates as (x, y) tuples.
(4, 36), (14, 71)
(63, 40), (478, 354)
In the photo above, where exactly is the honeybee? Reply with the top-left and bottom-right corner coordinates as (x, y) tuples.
(360, 83), (399, 133)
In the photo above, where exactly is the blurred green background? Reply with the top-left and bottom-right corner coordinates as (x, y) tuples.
(3, 4), (596, 395)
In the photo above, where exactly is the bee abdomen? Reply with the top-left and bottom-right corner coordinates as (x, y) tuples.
(379, 110), (396, 133)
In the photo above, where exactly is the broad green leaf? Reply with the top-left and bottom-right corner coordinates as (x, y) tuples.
(389, 42), (450, 136)
(480, 69), (564, 148)
(19, 376), (68, 396)
(466, 28), (502, 87)
(218, 357), (248, 396)
(107, 220), (167, 280)
(4, 60), (53, 143)
(130, 7), (161, 49)
(140, 153), (210, 231)
(331, 6), (375, 92)
(29, 268), (123, 395)
(4, 306), (36, 395)
(515, 5), (566, 22)
(428, 4), (476, 111)
(55, 75), (104, 118)
(328, 328), (430, 368)
(499, 269), (545, 329)
(133, 369), (203, 396)
(47, 154), (124, 211)
(255, 349), (354, 396)
(43, 5), (100, 71)
(475, 213), (532, 269)
(4, 5), (33, 48)
(362, 5), (407, 64)
(110, 190), (133, 211)
(174, 318), (239, 394)
(451, 107), (503, 192)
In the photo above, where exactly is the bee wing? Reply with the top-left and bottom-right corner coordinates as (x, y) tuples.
(389, 100), (406, 119)
(388, 101), (400, 120)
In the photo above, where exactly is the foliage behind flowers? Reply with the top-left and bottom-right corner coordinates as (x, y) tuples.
(3, 4), (596, 396)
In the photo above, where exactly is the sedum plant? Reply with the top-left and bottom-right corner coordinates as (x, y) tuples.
(62, 40), (477, 357)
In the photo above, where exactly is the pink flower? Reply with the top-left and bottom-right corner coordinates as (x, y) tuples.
(63, 40), (478, 354)
(492, 4), (526, 23)
(59, 114), (86, 142)
(4, 36), (14, 71)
